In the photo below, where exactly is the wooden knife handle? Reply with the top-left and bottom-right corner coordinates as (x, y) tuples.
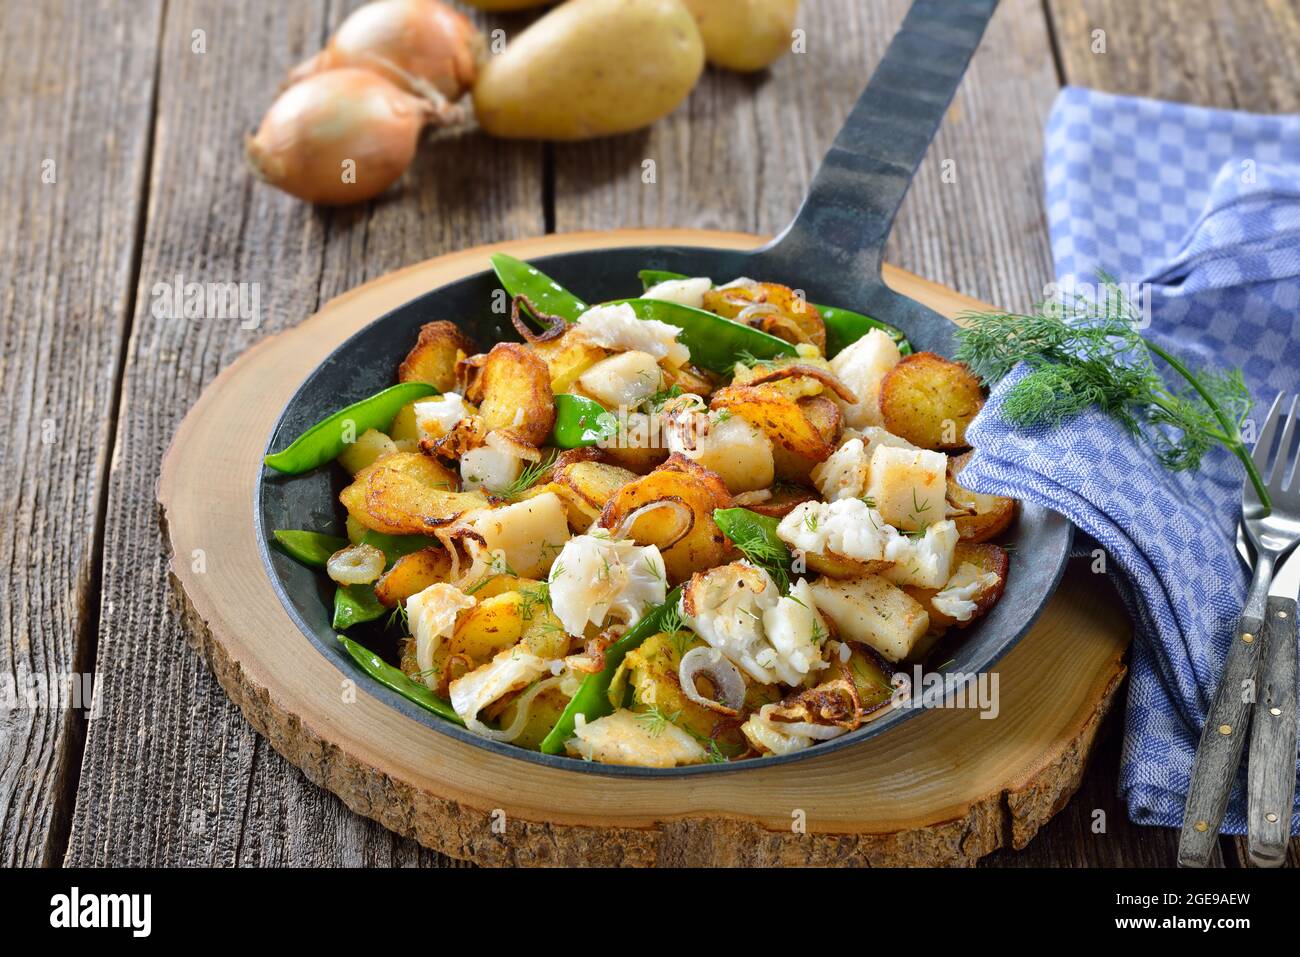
(1247, 595), (1298, 867)
(1178, 557), (1274, 867)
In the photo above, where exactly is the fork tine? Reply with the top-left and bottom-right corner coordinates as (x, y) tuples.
(1268, 394), (1299, 494)
(1252, 391), (1285, 471)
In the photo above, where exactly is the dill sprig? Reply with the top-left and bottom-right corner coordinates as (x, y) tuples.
(496, 450), (558, 503)
(955, 275), (1268, 510)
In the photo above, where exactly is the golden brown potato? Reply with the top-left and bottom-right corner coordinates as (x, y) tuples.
(459, 342), (555, 446)
(373, 547), (454, 608)
(528, 327), (609, 393)
(903, 542), (1009, 631)
(544, 459), (638, 528)
(702, 281), (826, 353)
(337, 427), (398, 474)
(340, 452), (485, 535)
(598, 454), (735, 584)
(946, 451), (1017, 542)
(879, 351), (984, 450)
(446, 592), (528, 665)
(398, 321), (472, 392)
(710, 376), (842, 477)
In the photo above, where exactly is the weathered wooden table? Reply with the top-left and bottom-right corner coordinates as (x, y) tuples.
(3, 0), (1297, 868)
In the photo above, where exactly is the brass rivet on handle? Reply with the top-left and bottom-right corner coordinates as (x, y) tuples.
(1219, 724), (1232, 735)
(1271, 707), (1283, 716)
(1194, 821), (1209, 832)
(1279, 611), (1290, 619)
(1266, 812), (1279, 824)
(1242, 632), (1254, 643)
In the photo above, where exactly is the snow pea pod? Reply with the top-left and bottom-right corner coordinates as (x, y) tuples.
(332, 583), (387, 631)
(549, 393), (619, 448)
(272, 529), (348, 567)
(539, 587), (683, 755)
(337, 634), (463, 725)
(264, 382), (438, 475)
(491, 252), (589, 324)
(356, 529), (441, 564)
(637, 269), (912, 358)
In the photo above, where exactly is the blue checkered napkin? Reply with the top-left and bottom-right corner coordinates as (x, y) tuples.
(957, 86), (1300, 833)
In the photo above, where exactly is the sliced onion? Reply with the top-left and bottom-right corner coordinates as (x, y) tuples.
(466, 675), (562, 743)
(510, 294), (569, 344)
(608, 498), (694, 550)
(736, 302), (780, 326)
(326, 543), (386, 585)
(679, 647), (746, 716)
(740, 364), (859, 403)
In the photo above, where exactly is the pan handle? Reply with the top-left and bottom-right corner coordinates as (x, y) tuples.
(753, 0), (998, 301)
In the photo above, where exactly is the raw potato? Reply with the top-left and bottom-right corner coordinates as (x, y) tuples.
(374, 547), (454, 607)
(598, 454), (735, 584)
(809, 575), (930, 664)
(879, 351), (984, 450)
(398, 320), (472, 392)
(682, 0), (798, 72)
(947, 451), (1017, 542)
(702, 281), (825, 352)
(472, 0), (705, 140)
(460, 342), (555, 445)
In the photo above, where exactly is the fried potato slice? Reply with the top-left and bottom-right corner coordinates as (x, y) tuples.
(539, 458), (638, 529)
(597, 453), (735, 584)
(458, 342), (555, 446)
(702, 281), (827, 354)
(879, 351), (984, 450)
(374, 547), (454, 608)
(340, 452), (485, 535)
(735, 483), (819, 519)
(946, 451), (1017, 542)
(398, 320), (473, 392)
(710, 378), (843, 478)
(446, 592), (528, 666)
(903, 542), (1009, 631)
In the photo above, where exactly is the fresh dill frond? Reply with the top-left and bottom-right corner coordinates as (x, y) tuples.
(642, 384), (685, 412)
(386, 601), (410, 634)
(955, 274), (1267, 509)
(723, 519), (792, 592)
(735, 350), (781, 370)
(518, 582), (550, 622)
(656, 600), (686, 638)
(496, 450), (558, 503)
(635, 705), (681, 738)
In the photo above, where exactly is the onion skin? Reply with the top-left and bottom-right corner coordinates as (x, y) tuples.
(290, 0), (482, 105)
(247, 68), (434, 206)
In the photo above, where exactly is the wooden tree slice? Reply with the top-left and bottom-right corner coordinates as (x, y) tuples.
(160, 230), (1130, 867)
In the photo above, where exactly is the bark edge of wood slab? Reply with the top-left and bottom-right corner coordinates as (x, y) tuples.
(159, 229), (1131, 867)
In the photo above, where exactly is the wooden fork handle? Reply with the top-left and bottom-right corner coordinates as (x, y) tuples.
(1247, 595), (1298, 867)
(1178, 558), (1274, 867)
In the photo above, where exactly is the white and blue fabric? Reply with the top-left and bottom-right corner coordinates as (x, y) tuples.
(959, 86), (1300, 832)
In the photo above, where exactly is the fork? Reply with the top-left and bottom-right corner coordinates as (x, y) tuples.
(1179, 393), (1300, 868)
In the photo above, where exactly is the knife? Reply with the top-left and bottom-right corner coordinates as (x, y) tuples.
(1237, 527), (1299, 866)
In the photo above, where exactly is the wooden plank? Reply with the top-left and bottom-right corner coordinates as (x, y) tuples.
(62, 0), (541, 867)
(1047, 0), (1300, 112)
(1047, 0), (1300, 871)
(0, 0), (163, 867)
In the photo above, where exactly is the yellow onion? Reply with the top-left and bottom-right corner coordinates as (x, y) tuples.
(289, 0), (482, 109)
(247, 68), (435, 206)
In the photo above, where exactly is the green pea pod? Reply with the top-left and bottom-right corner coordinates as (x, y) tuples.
(539, 587), (683, 755)
(713, 507), (792, 590)
(549, 393), (619, 448)
(491, 252), (589, 325)
(337, 634), (463, 725)
(272, 529), (349, 567)
(357, 530), (441, 565)
(264, 382), (438, 475)
(637, 268), (912, 359)
(608, 298), (797, 374)
(332, 583), (387, 631)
